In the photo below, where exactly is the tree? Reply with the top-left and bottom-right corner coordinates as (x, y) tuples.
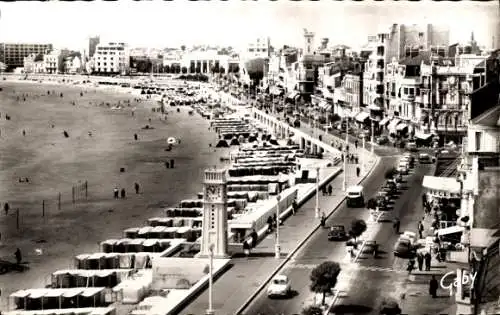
(385, 167), (397, 179)
(302, 305), (323, 315)
(379, 298), (402, 315)
(349, 219), (367, 242)
(181, 66), (188, 74)
(310, 261), (341, 305)
(367, 198), (377, 210)
(219, 67), (225, 74)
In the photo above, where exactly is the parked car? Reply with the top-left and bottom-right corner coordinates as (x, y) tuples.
(267, 275), (291, 298)
(376, 193), (389, 210)
(406, 141), (418, 152)
(397, 161), (409, 175)
(328, 225), (348, 241)
(376, 136), (389, 145)
(418, 153), (433, 164)
(383, 181), (398, 195)
(393, 238), (415, 258)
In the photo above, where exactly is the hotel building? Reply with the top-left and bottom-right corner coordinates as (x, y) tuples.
(91, 42), (130, 75)
(0, 43), (53, 70)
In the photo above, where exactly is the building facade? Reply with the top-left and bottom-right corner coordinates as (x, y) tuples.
(43, 50), (59, 74)
(1, 43), (53, 70)
(64, 56), (82, 74)
(88, 36), (100, 59)
(244, 37), (270, 60)
(343, 71), (364, 114)
(91, 42), (130, 75)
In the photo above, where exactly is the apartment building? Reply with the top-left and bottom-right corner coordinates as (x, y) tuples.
(43, 50), (59, 74)
(92, 42), (130, 75)
(0, 43), (53, 70)
(244, 37), (271, 60)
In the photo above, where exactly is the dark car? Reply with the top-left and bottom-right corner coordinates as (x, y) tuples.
(376, 136), (389, 145)
(328, 225), (347, 241)
(382, 181), (397, 195)
(393, 238), (415, 258)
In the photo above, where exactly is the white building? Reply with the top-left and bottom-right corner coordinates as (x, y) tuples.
(92, 42), (130, 75)
(64, 56), (82, 74)
(43, 50), (59, 74)
(243, 37), (270, 60)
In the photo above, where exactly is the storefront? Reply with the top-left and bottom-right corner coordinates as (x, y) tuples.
(423, 176), (462, 230)
(415, 131), (433, 147)
(355, 111), (370, 127)
(395, 121), (409, 136)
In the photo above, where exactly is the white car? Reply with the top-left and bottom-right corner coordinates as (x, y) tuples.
(400, 231), (417, 244)
(267, 275), (291, 298)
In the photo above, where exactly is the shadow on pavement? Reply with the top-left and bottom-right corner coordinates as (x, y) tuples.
(329, 304), (372, 314)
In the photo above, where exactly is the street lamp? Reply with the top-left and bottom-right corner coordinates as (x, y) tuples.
(370, 119), (375, 154)
(206, 244), (215, 315)
(361, 133), (366, 175)
(315, 167), (320, 218)
(342, 114), (350, 191)
(275, 195), (281, 259)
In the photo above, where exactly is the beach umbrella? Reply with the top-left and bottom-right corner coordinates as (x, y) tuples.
(167, 137), (177, 145)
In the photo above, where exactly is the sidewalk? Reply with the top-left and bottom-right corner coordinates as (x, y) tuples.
(182, 98), (378, 315)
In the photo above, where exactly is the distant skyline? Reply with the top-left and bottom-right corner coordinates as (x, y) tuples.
(0, 1), (498, 52)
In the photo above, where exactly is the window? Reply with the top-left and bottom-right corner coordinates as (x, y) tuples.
(416, 88), (420, 95)
(475, 131), (482, 151)
(403, 87), (408, 95)
(409, 88), (414, 95)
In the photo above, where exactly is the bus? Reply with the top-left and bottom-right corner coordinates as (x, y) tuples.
(346, 185), (365, 208)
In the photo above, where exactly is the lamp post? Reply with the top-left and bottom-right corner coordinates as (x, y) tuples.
(275, 195), (281, 259)
(206, 244), (215, 315)
(343, 115), (349, 191)
(370, 119), (375, 154)
(361, 133), (366, 174)
(315, 167), (320, 218)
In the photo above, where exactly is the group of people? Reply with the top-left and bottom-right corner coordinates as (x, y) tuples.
(321, 184), (333, 196)
(113, 183), (141, 199)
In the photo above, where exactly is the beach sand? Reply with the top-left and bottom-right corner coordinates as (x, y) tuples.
(0, 81), (227, 309)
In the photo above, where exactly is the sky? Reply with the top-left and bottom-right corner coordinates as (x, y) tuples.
(0, 1), (498, 52)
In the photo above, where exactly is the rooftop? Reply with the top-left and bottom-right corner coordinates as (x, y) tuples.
(470, 105), (500, 127)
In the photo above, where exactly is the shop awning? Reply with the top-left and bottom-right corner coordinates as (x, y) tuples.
(319, 101), (330, 110)
(368, 104), (382, 111)
(415, 132), (433, 140)
(286, 91), (299, 99)
(379, 117), (390, 126)
(437, 225), (465, 236)
(270, 87), (283, 96)
(355, 112), (370, 123)
(388, 119), (401, 131)
(422, 176), (461, 194)
(396, 123), (408, 131)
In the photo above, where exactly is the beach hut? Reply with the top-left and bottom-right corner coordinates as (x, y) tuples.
(123, 227), (140, 239)
(147, 217), (173, 227)
(230, 137), (240, 146)
(142, 239), (160, 253)
(149, 226), (167, 239)
(134, 253), (150, 269)
(216, 139), (229, 147)
(126, 239), (145, 252)
(100, 239), (119, 253)
(137, 226), (154, 239)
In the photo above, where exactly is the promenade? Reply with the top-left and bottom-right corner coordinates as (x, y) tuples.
(181, 97), (378, 315)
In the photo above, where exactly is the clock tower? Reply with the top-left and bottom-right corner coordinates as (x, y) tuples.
(196, 168), (230, 259)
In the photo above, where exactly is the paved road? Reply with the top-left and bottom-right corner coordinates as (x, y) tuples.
(329, 160), (436, 315)
(240, 154), (398, 315)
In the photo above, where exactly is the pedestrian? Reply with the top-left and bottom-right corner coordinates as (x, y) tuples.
(267, 216), (273, 233)
(356, 166), (361, 177)
(418, 220), (424, 239)
(291, 200), (297, 215)
(14, 248), (22, 264)
(355, 156), (359, 164)
(328, 185), (333, 196)
(341, 154), (344, 162)
(407, 257), (415, 274)
(424, 252), (432, 270)
(355, 140), (358, 149)
(373, 242), (378, 258)
(22, 130), (25, 136)
(346, 145), (349, 152)
(134, 182), (140, 194)
(393, 217), (400, 234)
(429, 275), (439, 298)
(4, 202), (9, 216)
(417, 252), (424, 271)
(113, 187), (119, 199)
(273, 214), (277, 228)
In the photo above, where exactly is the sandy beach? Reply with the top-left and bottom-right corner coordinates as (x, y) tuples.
(0, 81), (227, 309)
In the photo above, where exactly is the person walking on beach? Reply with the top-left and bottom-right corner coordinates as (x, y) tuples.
(120, 188), (126, 199)
(4, 202), (9, 216)
(134, 182), (140, 194)
(113, 187), (119, 199)
(14, 248), (22, 265)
